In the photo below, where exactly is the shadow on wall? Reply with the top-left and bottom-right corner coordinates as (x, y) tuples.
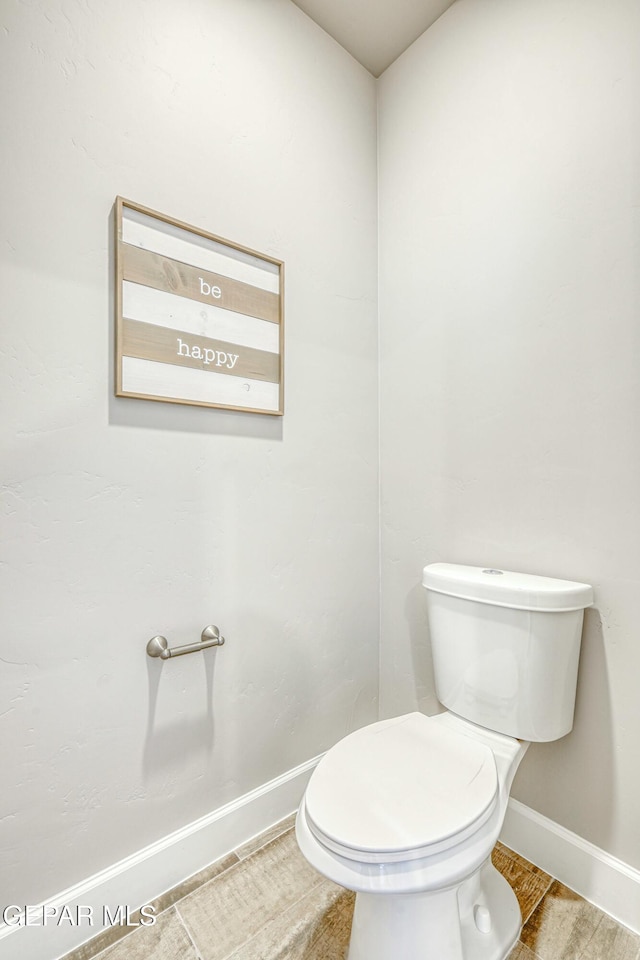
(405, 582), (440, 715)
(511, 606), (615, 852)
(143, 648), (219, 785)
(109, 392), (284, 442)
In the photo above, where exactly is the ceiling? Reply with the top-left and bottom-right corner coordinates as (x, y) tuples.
(290, 0), (457, 77)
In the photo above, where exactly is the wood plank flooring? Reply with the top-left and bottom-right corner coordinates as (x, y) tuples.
(62, 820), (639, 960)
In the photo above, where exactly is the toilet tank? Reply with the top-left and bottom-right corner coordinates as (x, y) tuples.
(422, 564), (593, 742)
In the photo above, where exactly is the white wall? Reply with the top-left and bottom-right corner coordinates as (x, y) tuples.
(0, 0), (379, 907)
(4, 0), (640, 923)
(378, 0), (640, 869)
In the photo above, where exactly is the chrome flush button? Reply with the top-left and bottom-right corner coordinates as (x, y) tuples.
(482, 569), (504, 575)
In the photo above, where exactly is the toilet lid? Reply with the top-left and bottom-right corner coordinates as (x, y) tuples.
(305, 713), (498, 863)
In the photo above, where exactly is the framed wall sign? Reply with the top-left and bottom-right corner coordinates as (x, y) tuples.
(115, 197), (284, 415)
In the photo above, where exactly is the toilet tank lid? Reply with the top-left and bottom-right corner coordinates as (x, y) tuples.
(422, 563), (593, 612)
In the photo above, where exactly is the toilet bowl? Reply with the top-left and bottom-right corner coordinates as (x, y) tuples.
(296, 563), (593, 960)
(296, 710), (528, 960)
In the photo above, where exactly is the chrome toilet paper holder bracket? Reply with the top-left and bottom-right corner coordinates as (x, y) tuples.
(146, 625), (225, 660)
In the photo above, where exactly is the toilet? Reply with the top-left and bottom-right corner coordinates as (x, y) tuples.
(296, 563), (593, 960)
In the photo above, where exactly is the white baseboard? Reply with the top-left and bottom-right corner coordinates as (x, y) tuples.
(0, 755), (321, 960)
(502, 798), (640, 936)
(6, 776), (638, 960)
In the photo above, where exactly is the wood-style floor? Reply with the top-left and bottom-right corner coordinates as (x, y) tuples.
(63, 816), (640, 960)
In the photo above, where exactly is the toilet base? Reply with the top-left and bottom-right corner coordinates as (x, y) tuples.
(347, 859), (521, 960)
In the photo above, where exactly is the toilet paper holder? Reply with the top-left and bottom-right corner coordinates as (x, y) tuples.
(146, 624), (225, 660)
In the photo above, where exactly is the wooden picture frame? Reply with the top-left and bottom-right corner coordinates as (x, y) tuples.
(115, 197), (284, 415)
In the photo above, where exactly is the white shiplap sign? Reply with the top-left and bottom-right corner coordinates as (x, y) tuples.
(115, 198), (284, 415)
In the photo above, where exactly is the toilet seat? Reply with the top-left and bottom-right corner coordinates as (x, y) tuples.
(304, 712), (498, 864)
